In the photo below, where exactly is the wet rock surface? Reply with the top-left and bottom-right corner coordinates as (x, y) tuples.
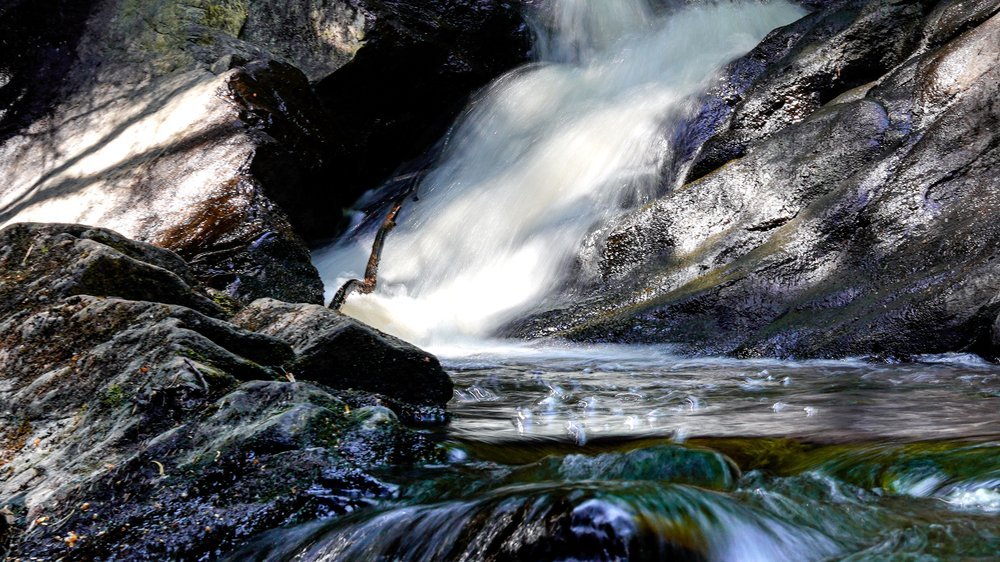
(0, 223), (448, 560)
(0, 222), (223, 319)
(0, 61), (325, 305)
(233, 299), (454, 407)
(513, 1), (1000, 360)
(686, 0), (931, 181)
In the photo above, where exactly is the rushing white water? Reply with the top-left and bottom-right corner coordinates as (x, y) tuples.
(314, 0), (806, 346)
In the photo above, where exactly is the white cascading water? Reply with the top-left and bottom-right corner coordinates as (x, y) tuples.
(314, 0), (805, 347)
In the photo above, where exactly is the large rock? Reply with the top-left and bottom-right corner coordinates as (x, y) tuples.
(0, 59), (327, 305)
(0, 224), (448, 559)
(0, 0), (338, 305)
(233, 298), (454, 407)
(686, 0), (931, 182)
(0, 0), (532, 305)
(513, 4), (1000, 360)
(5, 378), (436, 561)
(680, 0), (998, 185)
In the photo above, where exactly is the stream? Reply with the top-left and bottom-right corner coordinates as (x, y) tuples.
(296, 0), (1000, 559)
(234, 346), (1000, 561)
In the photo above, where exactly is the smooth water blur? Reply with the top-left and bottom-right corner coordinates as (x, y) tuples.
(232, 349), (1000, 561)
(442, 344), (1000, 446)
(314, 0), (805, 345)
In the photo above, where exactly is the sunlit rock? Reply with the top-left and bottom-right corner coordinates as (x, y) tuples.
(242, 0), (368, 82)
(0, 0), (531, 306)
(692, 0), (929, 180)
(0, 60), (327, 304)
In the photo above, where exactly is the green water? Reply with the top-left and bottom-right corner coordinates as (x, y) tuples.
(234, 345), (1000, 561)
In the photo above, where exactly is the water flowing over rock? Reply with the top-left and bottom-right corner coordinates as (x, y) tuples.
(313, 0), (533, 227)
(3, 0), (1000, 558)
(0, 223), (449, 559)
(316, 0), (808, 344)
(511, 0), (1000, 361)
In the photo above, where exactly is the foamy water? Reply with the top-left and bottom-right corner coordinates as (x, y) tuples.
(314, 0), (805, 346)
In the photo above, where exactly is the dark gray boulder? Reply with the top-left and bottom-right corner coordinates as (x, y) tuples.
(233, 298), (454, 407)
(922, 0), (1000, 48)
(0, 223), (448, 559)
(11, 380), (436, 561)
(676, 0), (998, 187)
(686, 0), (933, 182)
(512, 5), (1000, 361)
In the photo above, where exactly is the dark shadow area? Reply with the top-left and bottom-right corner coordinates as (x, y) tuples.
(309, 0), (533, 238)
(0, 0), (101, 143)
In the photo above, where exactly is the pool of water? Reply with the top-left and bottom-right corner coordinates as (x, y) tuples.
(233, 344), (1000, 561)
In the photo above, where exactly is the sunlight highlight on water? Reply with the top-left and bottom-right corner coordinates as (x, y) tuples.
(442, 345), (1000, 445)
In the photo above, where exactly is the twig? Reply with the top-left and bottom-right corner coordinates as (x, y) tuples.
(182, 358), (210, 391)
(20, 241), (35, 266)
(329, 198), (405, 310)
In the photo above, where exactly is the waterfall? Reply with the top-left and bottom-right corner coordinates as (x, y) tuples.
(314, 0), (805, 346)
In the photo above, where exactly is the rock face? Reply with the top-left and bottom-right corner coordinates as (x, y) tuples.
(686, 0), (930, 181)
(513, 0), (1000, 360)
(0, 55), (327, 306)
(0, 223), (224, 318)
(993, 316), (1000, 360)
(234, 299), (453, 406)
(0, 0), (531, 305)
(0, 223), (449, 560)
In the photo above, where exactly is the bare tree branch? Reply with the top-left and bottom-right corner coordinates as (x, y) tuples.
(329, 198), (405, 310)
